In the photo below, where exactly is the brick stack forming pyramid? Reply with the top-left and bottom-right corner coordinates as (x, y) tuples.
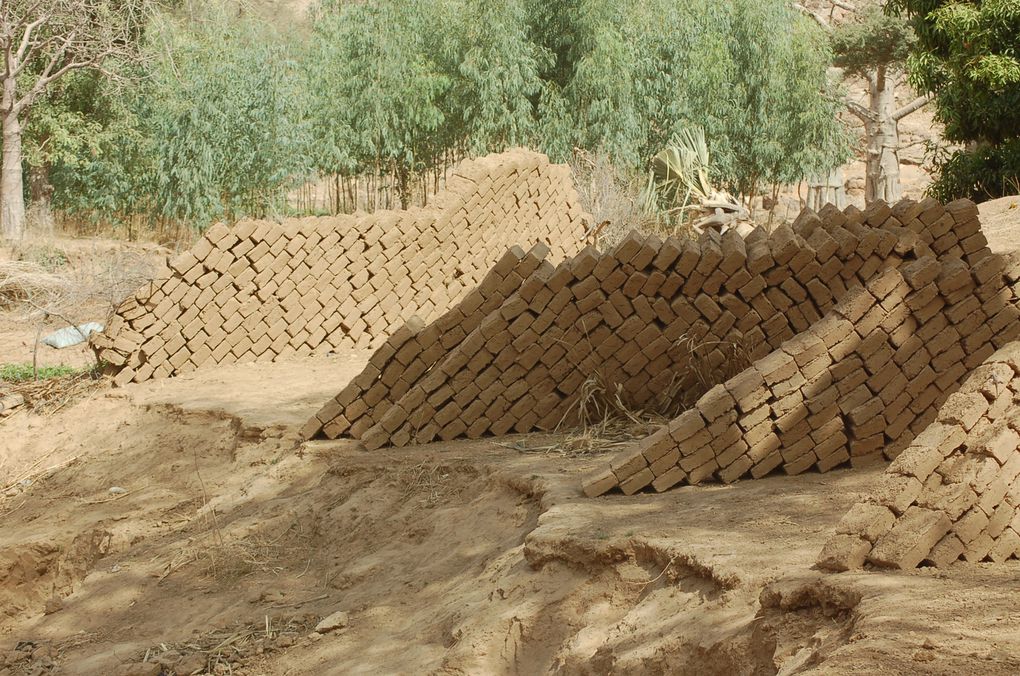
(817, 341), (1020, 571)
(306, 197), (1020, 499)
(91, 149), (588, 385)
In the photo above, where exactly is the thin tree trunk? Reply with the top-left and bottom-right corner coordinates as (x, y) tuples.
(1, 109), (26, 241)
(864, 67), (901, 204)
(807, 166), (847, 211)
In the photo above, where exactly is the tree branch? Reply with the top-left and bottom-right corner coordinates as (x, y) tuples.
(792, 3), (829, 28)
(846, 100), (874, 122)
(14, 14), (48, 66)
(893, 94), (932, 120)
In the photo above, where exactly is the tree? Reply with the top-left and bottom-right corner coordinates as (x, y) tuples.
(457, 0), (546, 155)
(0, 0), (151, 240)
(633, 0), (850, 206)
(890, 0), (1020, 201)
(141, 7), (308, 225)
(307, 0), (460, 210)
(828, 4), (929, 204)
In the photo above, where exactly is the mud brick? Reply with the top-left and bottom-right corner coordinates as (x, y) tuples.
(775, 397), (807, 434)
(755, 350), (797, 386)
(868, 472), (923, 516)
(696, 384), (736, 423)
(714, 455), (751, 484)
(610, 448), (648, 480)
(938, 391), (988, 431)
(959, 231), (987, 254)
(783, 332), (827, 367)
(783, 445), (820, 474)
(928, 533), (965, 567)
(582, 468), (619, 497)
(869, 506), (952, 570)
(665, 407), (705, 444)
(961, 529), (997, 563)
(747, 430), (781, 464)
(725, 368), (767, 412)
(649, 447), (682, 477)
(971, 426), (1020, 465)
(619, 467), (654, 495)
(747, 449), (783, 481)
(836, 502), (897, 543)
(652, 465), (688, 492)
(816, 534), (872, 571)
(899, 256), (941, 290)
(835, 284), (876, 323)
(985, 502), (1015, 539)
(987, 528), (1020, 563)
(810, 315), (854, 349)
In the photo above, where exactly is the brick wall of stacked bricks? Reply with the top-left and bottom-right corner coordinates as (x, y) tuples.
(308, 198), (1020, 485)
(817, 342), (1020, 570)
(584, 202), (1020, 496)
(91, 149), (588, 385)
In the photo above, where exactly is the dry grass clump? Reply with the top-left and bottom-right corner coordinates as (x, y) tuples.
(397, 459), (453, 508)
(0, 261), (71, 312)
(136, 615), (315, 675)
(160, 528), (297, 584)
(509, 334), (753, 457)
(2, 237), (163, 323)
(1, 366), (105, 417)
(570, 150), (676, 250)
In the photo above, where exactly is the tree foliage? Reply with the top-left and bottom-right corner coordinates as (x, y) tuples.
(37, 0), (852, 231)
(830, 5), (916, 78)
(890, 0), (1020, 200)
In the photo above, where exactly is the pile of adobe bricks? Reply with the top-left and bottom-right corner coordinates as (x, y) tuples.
(818, 341), (1020, 569)
(310, 197), (1020, 493)
(91, 149), (587, 385)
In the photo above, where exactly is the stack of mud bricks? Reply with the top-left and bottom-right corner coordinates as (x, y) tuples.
(301, 243), (550, 442)
(584, 199), (1020, 496)
(818, 341), (1020, 570)
(92, 149), (587, 386)
(308, 195), (1020, 497)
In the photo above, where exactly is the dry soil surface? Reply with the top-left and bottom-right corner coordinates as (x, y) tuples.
(2, 352), (1020, 676)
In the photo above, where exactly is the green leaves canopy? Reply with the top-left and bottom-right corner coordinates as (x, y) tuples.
(41, 0), (851, 229)
(891, 0), (1020, 200)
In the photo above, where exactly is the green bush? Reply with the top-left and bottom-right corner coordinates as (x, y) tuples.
(0, 363), (86, 383)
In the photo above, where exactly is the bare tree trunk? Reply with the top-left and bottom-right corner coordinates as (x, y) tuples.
(863, 67), (901, 204)
(28, 164), (54, 235)
(1, 107), (26, 241)
(807, 166), (847, 211)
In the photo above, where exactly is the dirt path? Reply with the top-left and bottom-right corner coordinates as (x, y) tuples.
(1, 353), (1019, 675)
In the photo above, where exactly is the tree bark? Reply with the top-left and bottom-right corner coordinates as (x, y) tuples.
(807, 166), (847, 211)
(1, 107), (26, 241)
(863, 67), (901, 204)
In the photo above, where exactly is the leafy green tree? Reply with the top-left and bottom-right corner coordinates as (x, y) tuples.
(457, 0), (546, 154)
(0, 0), (155, 240)
(307, 0), (460, 209)
(826, 4), (929, 204)
(890, 0), (1020, 201)
(634, 0), (850, 204)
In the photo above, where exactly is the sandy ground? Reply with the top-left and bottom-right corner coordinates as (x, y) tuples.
(2, 351), (1020, 675)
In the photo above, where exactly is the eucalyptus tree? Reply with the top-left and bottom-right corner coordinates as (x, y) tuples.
(141, 6), (307, 226)
(527, 0), (645, 165)
(634, 0), (850, 207)
(0, 0), (155, 240)
(456, 0), (546, 155)
(307, 0), (461, 209)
